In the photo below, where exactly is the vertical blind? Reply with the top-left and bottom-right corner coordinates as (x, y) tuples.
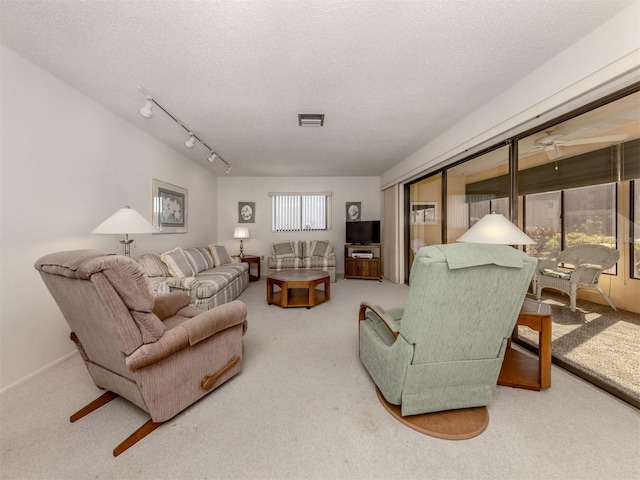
(270, 192), (331, 232)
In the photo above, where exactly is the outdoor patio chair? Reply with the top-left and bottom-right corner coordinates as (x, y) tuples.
(534, 244), (619, 312)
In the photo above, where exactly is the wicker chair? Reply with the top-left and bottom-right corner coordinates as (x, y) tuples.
(534, 244), (619, 312)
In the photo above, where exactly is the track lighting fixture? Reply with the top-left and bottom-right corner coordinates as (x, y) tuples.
(139, 99), (154, 118)
(137, 86), (231, 173)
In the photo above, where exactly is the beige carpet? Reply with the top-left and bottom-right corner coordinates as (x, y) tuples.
(517, 290), (640, 406)
(1, 278), (639, 480)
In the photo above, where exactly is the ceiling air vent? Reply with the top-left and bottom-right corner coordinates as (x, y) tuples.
(298, 114), (324, 127)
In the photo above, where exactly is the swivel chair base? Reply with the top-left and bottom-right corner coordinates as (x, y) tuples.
(376, 388), (488, 440)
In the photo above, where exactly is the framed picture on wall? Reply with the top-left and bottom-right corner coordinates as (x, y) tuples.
(238, 202), (255, 223)
(152, 179), (188, 233)
(411, 201), (438, 225)
(346, 202), (361, 221)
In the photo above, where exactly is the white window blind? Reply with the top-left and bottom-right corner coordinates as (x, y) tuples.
(270, 192), (331, 232)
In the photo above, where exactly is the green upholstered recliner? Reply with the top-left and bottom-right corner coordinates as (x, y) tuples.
(359, 243), (536, 417)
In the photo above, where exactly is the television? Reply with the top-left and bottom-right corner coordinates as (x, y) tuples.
(346, 220), (380, 245)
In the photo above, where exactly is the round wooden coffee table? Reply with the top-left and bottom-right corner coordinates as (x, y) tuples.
(266, 270), (330, 309)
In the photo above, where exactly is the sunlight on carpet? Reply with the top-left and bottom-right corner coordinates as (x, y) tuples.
(517, 291), (640, 404)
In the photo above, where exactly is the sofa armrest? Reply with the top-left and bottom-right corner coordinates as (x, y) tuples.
(152, 292), (191, 320)
(126, 300), (248, 370)
(164, 276), (201, 290)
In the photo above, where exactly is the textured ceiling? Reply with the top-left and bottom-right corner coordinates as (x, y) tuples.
(0, 0), (635, 176)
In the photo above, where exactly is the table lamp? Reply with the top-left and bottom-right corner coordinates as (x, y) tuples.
(92, 206), (158, 256)
(234, 226), (250, 258)
(457, 213), (535, 245)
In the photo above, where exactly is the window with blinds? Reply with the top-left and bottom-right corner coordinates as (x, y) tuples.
(270, 192), (331, 232)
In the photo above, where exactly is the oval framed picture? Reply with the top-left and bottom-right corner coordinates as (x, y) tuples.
(346, 202), (361, 221)
(238, 202), (255, 223)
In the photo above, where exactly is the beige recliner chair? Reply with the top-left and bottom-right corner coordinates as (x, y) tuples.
(35, 250), (248, 456)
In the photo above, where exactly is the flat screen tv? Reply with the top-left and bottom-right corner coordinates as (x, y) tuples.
(346, 220), (380, 245)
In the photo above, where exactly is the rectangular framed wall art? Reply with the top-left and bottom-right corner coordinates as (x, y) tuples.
(152, 179), (188, 233)
(411, 201), (438, 225)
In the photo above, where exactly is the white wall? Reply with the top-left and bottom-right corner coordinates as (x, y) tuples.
(380, 1), (640, 283)
(217, 177), (381, 274)
(3, 1), (638, 390)
(381, 1), (640, 188)
(0, 46), (219, 390)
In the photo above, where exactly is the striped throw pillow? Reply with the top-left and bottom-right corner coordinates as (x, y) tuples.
(138, 254), (170, 277)
(209, 245), (233, 266)
(183, 247), (214, 273)
(160, 247), (196, 278)
(273, 241), (295, 259)
(310, 240), (332, 258)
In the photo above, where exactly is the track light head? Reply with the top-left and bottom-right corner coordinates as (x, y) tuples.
(139, 99), (154, 118)
(137, 87), (232, 172)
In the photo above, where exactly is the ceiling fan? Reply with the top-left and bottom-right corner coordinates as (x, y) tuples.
(523, 129), (629, 160)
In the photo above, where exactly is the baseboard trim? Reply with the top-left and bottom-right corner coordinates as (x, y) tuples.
(0, 350), (78, 395)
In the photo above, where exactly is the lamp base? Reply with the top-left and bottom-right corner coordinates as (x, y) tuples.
(119, 238), (134, 257)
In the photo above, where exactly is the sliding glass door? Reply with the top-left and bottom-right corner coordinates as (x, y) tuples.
(399, 86), (639, 406)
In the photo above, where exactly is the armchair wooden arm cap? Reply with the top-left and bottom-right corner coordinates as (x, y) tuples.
(359, 302), (399, 338)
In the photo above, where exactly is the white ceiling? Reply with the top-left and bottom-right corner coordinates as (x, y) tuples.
(0, 0), (635, 177)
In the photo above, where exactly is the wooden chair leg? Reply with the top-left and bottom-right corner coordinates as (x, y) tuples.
(113, 419), (163, 457)
(70, 391), (119, 422)
(69, 390), (162, 456)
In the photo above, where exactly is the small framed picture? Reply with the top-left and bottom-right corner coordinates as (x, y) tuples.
(346, 202), (361, 221)
(411, 201), (438, 225)
(238, 202), (255, 223)
(152, 179), (188, 233)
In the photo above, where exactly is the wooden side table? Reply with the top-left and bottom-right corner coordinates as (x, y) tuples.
(498, 298), (552, 391)
(233, 254), (260, 282)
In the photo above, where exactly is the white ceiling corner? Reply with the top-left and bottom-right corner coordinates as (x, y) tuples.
(0, 0), (635, 176)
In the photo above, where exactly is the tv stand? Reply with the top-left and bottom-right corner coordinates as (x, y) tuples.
(344, 243), (382, 281)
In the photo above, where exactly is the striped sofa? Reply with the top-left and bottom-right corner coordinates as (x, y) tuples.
(138, 245), (249, 310)
(267, 240), (336, 282)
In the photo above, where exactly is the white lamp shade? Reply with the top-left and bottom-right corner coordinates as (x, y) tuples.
(457, 213), (535, 245)
(92, 206), (158, 235)
(233, 226), (250, 239)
